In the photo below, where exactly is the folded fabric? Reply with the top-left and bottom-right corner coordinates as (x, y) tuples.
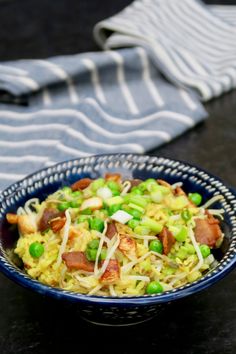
(0, 47), (207, 190)
(210, 5), (236, 26)
(0, 0), (233, 191)
(94, 0), (236, 101)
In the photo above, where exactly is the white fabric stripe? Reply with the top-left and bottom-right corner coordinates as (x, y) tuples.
(0, 155), (49, 163)
(35, 60), (80, 104)
(0, 123), (169, 144)
(35, 60), (68, 79)
(0, 172), (25, 180)
(55, 144), (91, 157)
(0, 139), (57, 148)
(0, 140), (93, 157)
(81, 58), (106, 104)
(1, 73), (39, 91)
(0, 65), (28, 76)
(166, 1), (234, 53)
(67, 77), (80, 104)
(0, 101), (195, 127)
(107, 50), (139, 114)
(182, 0), (236, 40)
(85, 97), (195, 126)
(178, 89), (197, 111)
(0, 124), (144, 152)
(136, 47), (164, 107)
(42, 88), (52, 106)
(44, 161), (57, 167)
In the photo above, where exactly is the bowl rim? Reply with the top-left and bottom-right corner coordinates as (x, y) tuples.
(0, 153), (236, 306)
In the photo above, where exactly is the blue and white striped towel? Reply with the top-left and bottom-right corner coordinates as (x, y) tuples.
(94, 0), (236, 101)
(0, 0), (234, 191)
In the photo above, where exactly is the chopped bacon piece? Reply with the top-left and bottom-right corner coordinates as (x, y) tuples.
(174, 186), (185, 196)
(118, 235), (137, 260)
(6, 213), (18, 224)
(158, 227), (176, 255)
(38, 208), (65, 232)
(157, 179), (171, 188)
(194, 212), (222, 247)
(105, 173), (121, 183)
(50, 217), (66, 233)
(62, 251), (94, 272)
(106, 222), (117, 239)
(129, 179), (143, 188)
(100, 259), (120, 284)
(71, 178), (92, 191)
(174, 187), (195, 207)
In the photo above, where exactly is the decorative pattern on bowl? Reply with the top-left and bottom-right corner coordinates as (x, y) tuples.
(0, 154), (235, 325)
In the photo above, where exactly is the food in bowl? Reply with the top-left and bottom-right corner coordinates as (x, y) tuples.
(6, 174), (224, 297)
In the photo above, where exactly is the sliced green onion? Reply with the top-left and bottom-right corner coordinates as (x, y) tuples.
(134, 225), (150, 235)
(105, 196), (124, 207)
(175, 227), (188, 242)
(127, 203), (145, 213)
(141, 216), (163, 233)
(91, 178), (105, 192)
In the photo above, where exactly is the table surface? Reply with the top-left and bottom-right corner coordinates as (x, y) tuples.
(0, 0), (236, 353)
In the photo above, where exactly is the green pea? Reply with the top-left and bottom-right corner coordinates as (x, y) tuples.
(146, 281), (163, 294)
(100, 248), (107, 261)
(70, 200), (82, 208)
(200, 244), (211, 258)
(175, 227), (188, 242)
(89, 218), (104, 232)
(80, 208), (92, 215)
(128, 219), (140, 230)
(72, 191), (82, 198)
(88, 239), (100, 249)
(130, 187), (143, 195)
(57, 202), (71, 211)
(91, 178), (105, 192)
(127, 209), (142, 220)
(188, 192), (202, 206)
(77, 215), (89, 223)
(181, 209), (191, 221)
(29, 242), (44, 258)
(107, 204), (121, 216)
(85, 248), (98, 261)
(149, 239), (163, 254)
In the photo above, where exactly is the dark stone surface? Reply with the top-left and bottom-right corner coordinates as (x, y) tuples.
(0, 0), (236, 353)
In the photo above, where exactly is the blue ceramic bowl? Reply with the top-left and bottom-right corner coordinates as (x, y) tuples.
(0, 154), (236, 326)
